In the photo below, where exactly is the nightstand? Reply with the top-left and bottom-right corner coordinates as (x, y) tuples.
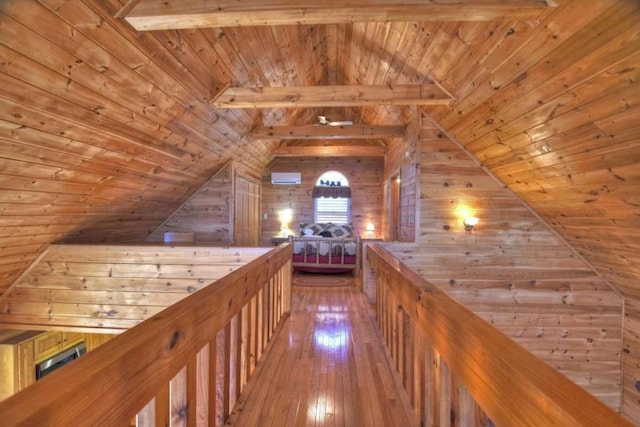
(271, 236), (291, 246)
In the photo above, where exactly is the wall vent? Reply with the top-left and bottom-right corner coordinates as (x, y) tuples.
(271, 172), (301, 185)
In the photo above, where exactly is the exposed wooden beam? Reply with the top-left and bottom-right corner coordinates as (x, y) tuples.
(212, 84), (452, 108)
(251, 124), (405, 140)
(122, 1), (553, 31)
(273, 145), (386, 157)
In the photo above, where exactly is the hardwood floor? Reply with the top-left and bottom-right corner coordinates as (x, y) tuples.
(227, 278), (418, 426)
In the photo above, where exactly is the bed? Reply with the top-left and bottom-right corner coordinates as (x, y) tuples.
(289, 223), (360, 273)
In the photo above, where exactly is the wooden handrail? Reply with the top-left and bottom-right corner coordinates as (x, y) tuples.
(0, 244), (292, 426)
(367, 244), (633, 427)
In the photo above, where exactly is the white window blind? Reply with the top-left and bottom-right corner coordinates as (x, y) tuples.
(315, 197), (350, 223)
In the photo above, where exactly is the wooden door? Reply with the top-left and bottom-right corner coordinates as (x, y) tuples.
(389, 175), (400, 241)
(234, 176), (261, 246)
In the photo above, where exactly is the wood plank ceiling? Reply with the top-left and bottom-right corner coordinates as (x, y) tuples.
(0, 0), (638, 305)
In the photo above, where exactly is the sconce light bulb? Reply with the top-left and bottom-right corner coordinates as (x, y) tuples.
(463, 216), (479, 232)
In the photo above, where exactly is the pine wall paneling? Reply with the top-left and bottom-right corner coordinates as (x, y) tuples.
(261, 157), (384, 245)
(146, 163), (233, 244)
(624, 299), (640, 421)
(393, 114), (625, 409)
(415, 2), (640, 419)
(0, 0), (276, 295)
(382, 106), (419, 242)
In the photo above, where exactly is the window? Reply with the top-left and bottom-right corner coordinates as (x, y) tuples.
(315, 197), (350, 223)
(314, 171), (350, 223)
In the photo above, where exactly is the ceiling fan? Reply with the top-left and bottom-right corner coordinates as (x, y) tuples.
(317, 115), (353, 126)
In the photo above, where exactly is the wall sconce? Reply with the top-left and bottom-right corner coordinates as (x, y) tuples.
(366, 223), (375, 237)
(463, 217), (479, 232)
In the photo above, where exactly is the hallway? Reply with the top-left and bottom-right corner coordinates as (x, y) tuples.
(226, 279), (418, 426)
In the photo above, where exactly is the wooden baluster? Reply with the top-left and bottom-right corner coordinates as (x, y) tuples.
(248, 297), (256, 377)
(195, 345), (209, 426)
(215, 330), (225, 427)
(459, 382), (477, 427)
(413, 330), (425, 423)
(438, 356), (452, 427)
(136, 398), (155, 427)
(397, 304), (404, 379)
(223, 323), (231, 421)
(257, 288), (264, 359)
(155, 383), (170, 427)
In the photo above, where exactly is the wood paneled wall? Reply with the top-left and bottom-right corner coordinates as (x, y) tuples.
(147, 163), (233, 244)
(261, 157), (383, 244)
(0, 0), (280, 295)
(369, 244), (632, 427)
(623, 300), (640, 421)
(383, 106), (419, 242)
(390, 113), (624, 409)
(0, 244), (292, 426)
(0, 244), (271, 332)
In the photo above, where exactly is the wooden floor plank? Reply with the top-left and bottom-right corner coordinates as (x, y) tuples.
(227, 279), (418, 426)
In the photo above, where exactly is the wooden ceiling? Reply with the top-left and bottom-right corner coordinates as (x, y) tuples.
(0, 0), (639, 302)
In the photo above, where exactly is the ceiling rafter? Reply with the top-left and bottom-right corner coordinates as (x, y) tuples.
(120, 0), (553, 31)
(273, 145), (386, 157)
(251, 124), (405, 140)
(211, 84), (453, 108)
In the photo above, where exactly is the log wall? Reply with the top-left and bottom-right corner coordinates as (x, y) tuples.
(261, 157), (384, 244)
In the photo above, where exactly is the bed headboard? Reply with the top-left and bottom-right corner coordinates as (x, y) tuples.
(299, 222), (354, 238)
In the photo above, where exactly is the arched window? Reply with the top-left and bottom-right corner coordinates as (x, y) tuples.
(313, 171), (351, 223)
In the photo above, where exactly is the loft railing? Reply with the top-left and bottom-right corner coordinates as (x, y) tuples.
(0, 244), (292, 427)
(366, 244), (633, 427)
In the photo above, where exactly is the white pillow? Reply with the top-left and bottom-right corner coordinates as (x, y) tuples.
(303, 228), (314, 236)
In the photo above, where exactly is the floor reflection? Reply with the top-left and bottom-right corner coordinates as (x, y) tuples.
(313, 312), (349, 352)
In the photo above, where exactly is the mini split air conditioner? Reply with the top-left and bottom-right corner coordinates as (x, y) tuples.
(271, 172), (301, 185)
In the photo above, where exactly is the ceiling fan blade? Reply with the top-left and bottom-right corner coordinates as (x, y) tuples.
(328, 120), (354, 126)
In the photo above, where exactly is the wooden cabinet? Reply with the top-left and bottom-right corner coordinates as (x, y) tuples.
(0, 330), (113, 402)
(85, 333), (115, 351)
(33, 331), (84, 363)
(0, 330), (41, 401)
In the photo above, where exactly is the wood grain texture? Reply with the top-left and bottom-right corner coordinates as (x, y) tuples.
(0, 243), (292, 426)
(0, 244), (271, 332)
(146, 162), (233, 244)
(253, 124), (405, 140)
(261, 157), (384, 244)
(213, 84), (452, 108)
(368, 245), (633, 427)
(226, 283), (418, 427)
(386, 114), (625, 409)
(124, 0), (551, 30)
(0, 0), (639, 422)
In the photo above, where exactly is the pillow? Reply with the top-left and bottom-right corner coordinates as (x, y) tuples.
(303, 228), (314, 236)
(328, 224), (352, 238)
(319, 230), (333, 238)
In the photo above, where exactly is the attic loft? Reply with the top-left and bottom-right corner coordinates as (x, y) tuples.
(0, 0), (638, 425)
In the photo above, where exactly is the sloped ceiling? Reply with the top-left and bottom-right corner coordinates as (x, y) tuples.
(0, 0), (638, 301)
